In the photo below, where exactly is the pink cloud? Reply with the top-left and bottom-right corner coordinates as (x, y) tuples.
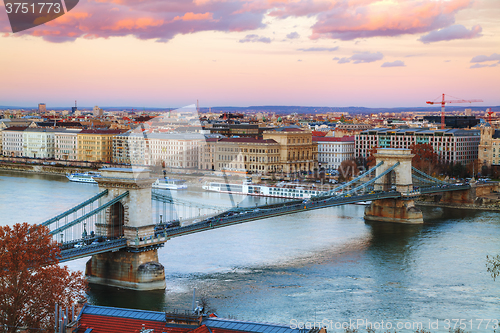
(0, 0), (476, 43)
(470, 53), (500, 63)
(174, 12), (214, 21)
(381, 60), (405, 68)
(269, 0), (474, 41)
(418, 24), (482, 43)
(0, 0), (266, 42)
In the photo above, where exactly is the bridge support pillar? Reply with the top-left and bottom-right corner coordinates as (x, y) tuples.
(85, 248), (166, 291)
(364, 198), (423, 224)
(88, 167), (166, 290)
(364, 149), (423, 223)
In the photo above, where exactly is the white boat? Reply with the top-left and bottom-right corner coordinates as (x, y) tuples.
(202, 181), (322, 199)
(66, 172), (101, 184)
(152, 178), (188, 190)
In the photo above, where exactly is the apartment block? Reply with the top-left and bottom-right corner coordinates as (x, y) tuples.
(149, 133), (203, 169)
(55, 129), (81, 161)
(212, 137), (281, 173)
(356, 128), (480, 164)
(78, 129), (122, 163)
(2, 126), (27, 157)
(263, 128), (317, 174)
(22, 128), (59, 159)
(313, 136), (355, 169)
(113, 132), (204, 168)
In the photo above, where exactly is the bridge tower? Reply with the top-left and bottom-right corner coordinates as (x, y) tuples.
(85, 168), (166, 290)
(364, 149), (423, 224)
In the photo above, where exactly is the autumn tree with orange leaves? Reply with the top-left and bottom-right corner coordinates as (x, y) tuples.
(410, 143), (439, 176)
(0, 223), (87, 333)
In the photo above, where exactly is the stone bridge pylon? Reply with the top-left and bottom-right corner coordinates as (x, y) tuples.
(85, 168), (166, 290)
(364, 149), (424, 224)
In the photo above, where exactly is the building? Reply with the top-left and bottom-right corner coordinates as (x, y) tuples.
(2, 126), (27, 157)
(212, 137), (281, 174)
(74, 304), (313, 333)
(313, 136), (355, 170)
(332, 123), (372, 137)
(78, 129), (122, 162)
(55, 129), (81, 160)
(263, 128), (317, 175)
(149, 133), (203, 169)
(206, 123), (272, 139)
(112, 131), (148, 165)
(93, 106), (104, 117)
(356, 128), (480, 165)
(22, 128), (59, 159)
(478, 124), (500, 168)
(113, 132), (204, 168)
(198, 137), (218, 170)
(38, 103), (46, 113)
(423, 115), (479, 129)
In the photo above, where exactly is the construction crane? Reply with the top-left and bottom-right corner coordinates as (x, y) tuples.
(487, 108), (494, 125)
(426, 93), (483, 129)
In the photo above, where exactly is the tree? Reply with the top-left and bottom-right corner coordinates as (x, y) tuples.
(338, 159), (358, 182)
(366, 146), (379, 168)
(466, 159), (478, 177)
(0, 223), (87, 332)
(410, 144), (439, 175)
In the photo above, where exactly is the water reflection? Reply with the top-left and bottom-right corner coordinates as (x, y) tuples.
(2, 171), (499, 331)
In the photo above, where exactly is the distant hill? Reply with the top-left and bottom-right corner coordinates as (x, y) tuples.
(1, 105), (498, 114)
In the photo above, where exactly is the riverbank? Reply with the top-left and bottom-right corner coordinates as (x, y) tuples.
(416, 200), (500, 211)
(0, 162), (94, 176)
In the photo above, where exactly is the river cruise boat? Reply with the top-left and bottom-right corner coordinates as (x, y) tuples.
(66, 172), (101, 184)
(202, 181), (323, 199)
(152, 178), (188, 190)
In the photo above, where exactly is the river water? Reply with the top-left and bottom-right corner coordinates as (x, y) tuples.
(1, 170), (499, 332)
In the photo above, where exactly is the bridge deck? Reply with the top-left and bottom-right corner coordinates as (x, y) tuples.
(57, 184), (470, 262)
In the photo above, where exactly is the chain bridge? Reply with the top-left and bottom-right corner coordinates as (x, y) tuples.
(41, 149), (471, 290)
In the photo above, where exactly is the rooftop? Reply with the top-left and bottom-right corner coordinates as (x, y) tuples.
(76, 305), (308, 333)
(312, 136), (354, 142)
(219, 138), (278, 144)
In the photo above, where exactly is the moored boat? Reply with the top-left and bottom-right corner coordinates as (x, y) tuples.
(66, 172), (101, 184)
(202, 181), (322, 199)
(152, 178), (188, 190)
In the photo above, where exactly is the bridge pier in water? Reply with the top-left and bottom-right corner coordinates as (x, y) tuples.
(364, 149), (424, 224)
(85, 168), (166, 290)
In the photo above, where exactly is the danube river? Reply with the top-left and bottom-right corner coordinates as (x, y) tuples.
(1, 170), (499, 332)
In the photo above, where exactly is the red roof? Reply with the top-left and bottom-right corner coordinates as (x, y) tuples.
(219, 138), (278, 144)
(77, 313), (177, 333)
(3, 126), (28, 131)
(312, 135), (354, 142)
(311, 131), (327, 137)
(79, 129), (123, 134)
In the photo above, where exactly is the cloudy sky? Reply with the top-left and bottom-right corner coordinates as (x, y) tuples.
(0, 0), (499, 108)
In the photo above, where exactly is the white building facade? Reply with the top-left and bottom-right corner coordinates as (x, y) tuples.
(22, 128), (58, 159)
(113, 132), (204, 168)
(2, 127), (26, 157)
(313, 136), (355, 169)
(356, 128), (480, 165)
(55, 129), (81, 161)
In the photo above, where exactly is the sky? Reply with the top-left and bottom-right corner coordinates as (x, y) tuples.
(0, 0), (499, 109)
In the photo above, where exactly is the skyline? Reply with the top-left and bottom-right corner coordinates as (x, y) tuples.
(0, 0), (499, 108)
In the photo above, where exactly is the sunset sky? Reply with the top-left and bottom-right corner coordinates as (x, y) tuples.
(0, 0), (499, 109)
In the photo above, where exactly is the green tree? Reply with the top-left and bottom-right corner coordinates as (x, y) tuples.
(0, 223), (87, 332)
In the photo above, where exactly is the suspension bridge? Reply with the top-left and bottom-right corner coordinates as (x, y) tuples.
(40, 148), (471, 290)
